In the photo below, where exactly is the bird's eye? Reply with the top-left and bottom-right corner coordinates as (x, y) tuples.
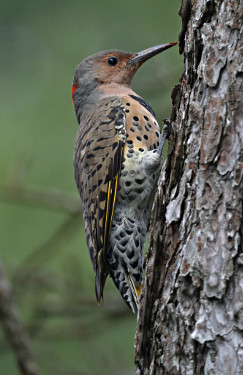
(107, 56), (118, 66)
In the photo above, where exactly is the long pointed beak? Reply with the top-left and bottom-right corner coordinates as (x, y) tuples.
(128, 42), (177, 67)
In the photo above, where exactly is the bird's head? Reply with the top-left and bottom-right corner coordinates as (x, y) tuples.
(72, 42), (177, 118)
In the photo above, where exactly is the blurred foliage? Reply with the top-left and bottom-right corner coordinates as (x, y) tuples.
(0, 0), (182, 374)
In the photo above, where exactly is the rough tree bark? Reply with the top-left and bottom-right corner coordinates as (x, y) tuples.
(135, 1), (243, 374)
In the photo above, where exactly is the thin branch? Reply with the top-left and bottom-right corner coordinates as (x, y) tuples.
(14, 215), (81, 282)
(0, 260), (40, 375)
(0, 185), (82, 215)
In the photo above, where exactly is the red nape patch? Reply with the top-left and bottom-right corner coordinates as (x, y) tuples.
(71, 81), (78, 104)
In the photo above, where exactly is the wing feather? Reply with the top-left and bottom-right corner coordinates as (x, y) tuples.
(74, 97), (126, 301)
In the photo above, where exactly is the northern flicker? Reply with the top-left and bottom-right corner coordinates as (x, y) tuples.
(72, 42), (177, 312)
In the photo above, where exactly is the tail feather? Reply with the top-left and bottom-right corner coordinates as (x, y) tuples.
(127, 273), (142, 313)
(95, 268), (107, 303)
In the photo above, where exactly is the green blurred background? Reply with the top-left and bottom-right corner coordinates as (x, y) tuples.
(0, 1), (182, 374)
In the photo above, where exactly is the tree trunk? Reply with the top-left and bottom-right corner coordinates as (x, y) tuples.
(135, 1), (243, 374)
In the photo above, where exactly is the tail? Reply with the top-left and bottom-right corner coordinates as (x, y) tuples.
(95, 254), (108, 303)
(127, 274), (143, 314)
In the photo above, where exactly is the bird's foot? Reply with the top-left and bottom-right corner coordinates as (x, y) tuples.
(157, 119), (170, 158)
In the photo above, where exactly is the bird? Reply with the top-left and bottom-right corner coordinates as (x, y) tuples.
(71, 42), (177, 313)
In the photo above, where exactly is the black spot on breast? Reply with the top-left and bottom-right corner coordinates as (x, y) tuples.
(135, 178), (145, 185)
(133, 116), (139, 121)
(130, 127), (135, 132)
(144, 135), (148, 140)
(127, 249), (134, 259)
(125, 181), (131, 187)
(135, 187), (144, 194)
(131, 259), (138, 268)
(137, 136), (142, 141)
(128, 195), (135, 201)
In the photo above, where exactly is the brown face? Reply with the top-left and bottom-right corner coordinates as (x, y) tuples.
(85, 42), (177, 87)
(92, 51), (138, 86)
